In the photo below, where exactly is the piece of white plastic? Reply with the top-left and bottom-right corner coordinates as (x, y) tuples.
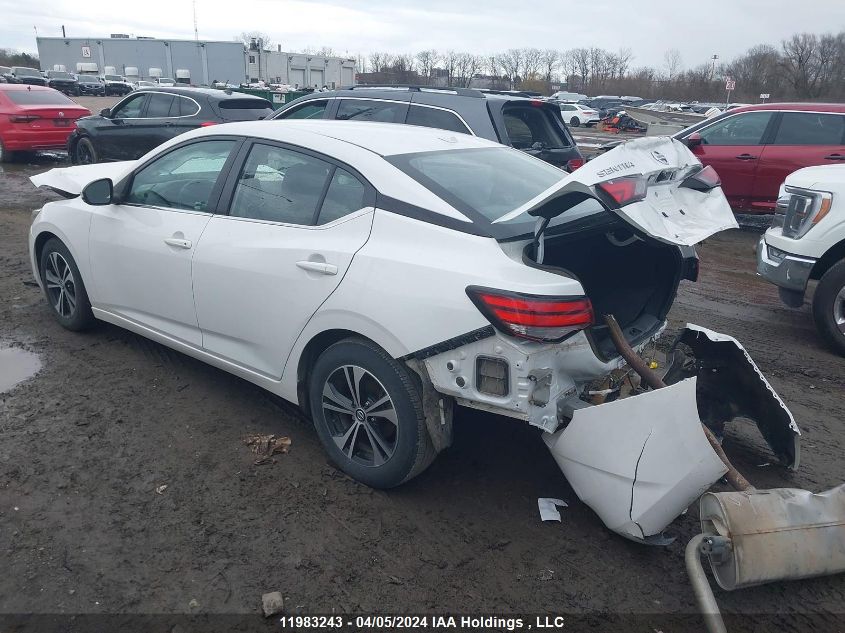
(544, 378), (727, 542)
(538, 498), (568, 522)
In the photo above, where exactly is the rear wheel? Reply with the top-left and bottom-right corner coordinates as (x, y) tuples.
(812, 260), (845, 355)
(39, 238), (95, 331)
(74, 137), (98, 165)
(570, 116), (580, 127)
(308, 338), (435, 488)
(0, 139), (15, 163)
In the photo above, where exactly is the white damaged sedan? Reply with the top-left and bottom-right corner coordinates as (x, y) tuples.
(29, 121), (799, 543)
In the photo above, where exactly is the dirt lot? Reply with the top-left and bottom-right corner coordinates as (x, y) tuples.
(1, 154), (844, 631)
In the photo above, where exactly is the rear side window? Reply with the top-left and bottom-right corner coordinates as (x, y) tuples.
(146, 93), (174, 118)
(406, 105), (471, 134)
(318, 168), (366, 224)
(217, 98), (274, 121)
(336, 99), (406, 123)
(229, 144), (331, 225)
(5, 90), (74, 106)
(169, 96), (199, 117)
(502, 105), (570, 149)
(277, 100), (329, 120)
(773, 112), (845, 145)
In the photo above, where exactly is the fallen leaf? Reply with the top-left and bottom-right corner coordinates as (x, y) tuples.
(243, 434), (292, 464)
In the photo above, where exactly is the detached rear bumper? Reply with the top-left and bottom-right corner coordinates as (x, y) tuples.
(756, 236), (815, 294)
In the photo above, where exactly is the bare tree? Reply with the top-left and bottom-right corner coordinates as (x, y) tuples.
(522, 47), (544, 80)
(415, 50), (440, 84)
(498, 49), (523, 88)
(664, 48), (683, 80)
(616, 47), (634, 78)
(571, 48), (590, 89)
(441, 50), (459, 86)
(237, 31), (274, 50)
(540, 49), (559, 83)
(368, 52), (393, 74)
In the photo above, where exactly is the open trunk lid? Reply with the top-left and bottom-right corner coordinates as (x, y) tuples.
(30, 161), (136, 197)
(496, 136), (738, 247)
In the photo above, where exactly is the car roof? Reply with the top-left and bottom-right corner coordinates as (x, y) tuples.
(229, 119), (498, 156)
(135, 86), (271, 101)
(729, 102), (845, 114)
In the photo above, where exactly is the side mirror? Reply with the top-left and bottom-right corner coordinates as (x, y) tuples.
(82, 178), (113, 206)
(99, 108), (111, 117)
(686, 132), (703, 149)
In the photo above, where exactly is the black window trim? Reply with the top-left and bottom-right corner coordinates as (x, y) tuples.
(115, 135), (246, 215)
(334, 97), (410, 123)
(110, 92), (150, 120)
(215, 137), (377, 227)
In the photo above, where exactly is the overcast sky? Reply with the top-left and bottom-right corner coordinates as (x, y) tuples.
(2, 0), (844, 69)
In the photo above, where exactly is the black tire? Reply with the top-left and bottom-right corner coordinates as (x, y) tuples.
(570, 116), (580, 127)
(38, 238), (96, 331)
(308, 337), (435, 488)
(0, 138), (14, 163)
(812, 260), (845, 355)
(74, 137), (98, 165)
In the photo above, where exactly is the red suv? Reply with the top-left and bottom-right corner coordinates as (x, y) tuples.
(674, 103), (845, 213)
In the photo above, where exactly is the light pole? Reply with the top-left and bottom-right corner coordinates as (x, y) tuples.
(710, 54), (718, 80)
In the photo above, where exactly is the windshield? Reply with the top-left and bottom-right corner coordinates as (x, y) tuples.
(13, 67), (41, 77)
(105, 75), (123, 81)
(79, 77), (100, 84)
(48, 72), (73, 79)
(387, 147), (565, 222)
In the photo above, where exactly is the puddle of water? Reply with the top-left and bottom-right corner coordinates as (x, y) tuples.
(0, 346), (42, 393)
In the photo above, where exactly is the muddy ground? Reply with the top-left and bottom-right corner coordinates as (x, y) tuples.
(1, 154), (844, 632)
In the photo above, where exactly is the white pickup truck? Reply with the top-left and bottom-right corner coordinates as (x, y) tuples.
(757, 164), (845, 354)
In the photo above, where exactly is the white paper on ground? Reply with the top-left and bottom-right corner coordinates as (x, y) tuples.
(538, 498), (568, 522)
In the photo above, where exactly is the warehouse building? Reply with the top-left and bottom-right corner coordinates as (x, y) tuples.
(246, 46), (356, 89)
(36, 36), (357, 88)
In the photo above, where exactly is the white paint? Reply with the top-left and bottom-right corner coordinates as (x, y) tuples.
(544, 378), (728, 542)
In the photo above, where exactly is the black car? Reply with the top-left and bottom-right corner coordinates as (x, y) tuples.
(0, 66), (18, 83)
(101, 74), (133, 96)
(69, 87), (275, 164)
(46, 70), (79, 96)
(77, 76), (106, 96)
(270, 85), (584, 171)
(11, 67), (47, 86)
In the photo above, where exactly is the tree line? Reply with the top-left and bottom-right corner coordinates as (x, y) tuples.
(0, 48), (40, 69)
(356, 31), (845, 102)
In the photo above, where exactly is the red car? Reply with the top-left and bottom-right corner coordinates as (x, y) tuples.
(674, 103), (845, 213)
(0, 84), (90, 162)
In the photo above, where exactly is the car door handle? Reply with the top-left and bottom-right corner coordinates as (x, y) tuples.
(824, 153), (845, 160)
(164, 237), (192, 249)
(735, 153), (758, 160)
(296, 260), (338, 275)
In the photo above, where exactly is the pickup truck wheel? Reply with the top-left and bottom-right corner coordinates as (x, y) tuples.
(38, 238), (96, 331)
(812, 259), (845, 355)
(74, 137), (98, 165)
(308, 338), (435, 488)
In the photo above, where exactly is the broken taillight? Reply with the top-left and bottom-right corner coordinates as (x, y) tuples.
(680, 165), (721, 192)
(596, 175), (648, 207)
(467, 287), (594, 342)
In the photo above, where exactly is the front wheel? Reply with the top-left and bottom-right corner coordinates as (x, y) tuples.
(570, 116), (580, 127)
(308, 338), (435, 488)
(812, 260), (845, 355)
(39, 238), (96, 331)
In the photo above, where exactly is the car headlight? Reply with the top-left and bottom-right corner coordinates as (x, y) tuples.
(780, 186), (832, 239)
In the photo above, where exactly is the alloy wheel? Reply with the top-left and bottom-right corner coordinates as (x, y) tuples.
(834, 286), (845, 334)
(321, 365), (399, 467)
(44, 251), (77, 318)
